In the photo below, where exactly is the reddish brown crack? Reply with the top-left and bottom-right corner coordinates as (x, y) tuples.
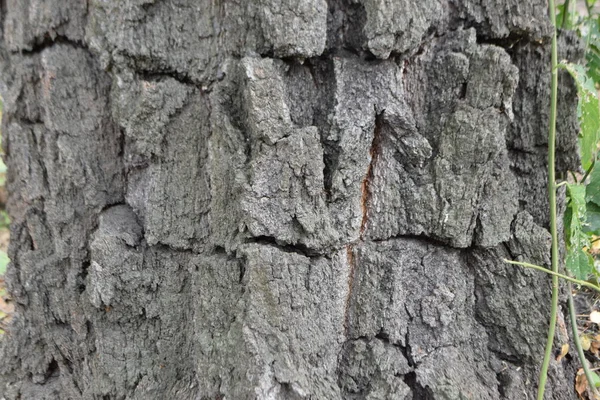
(346, 115), (384, 336)
(359, 115), (383, 239)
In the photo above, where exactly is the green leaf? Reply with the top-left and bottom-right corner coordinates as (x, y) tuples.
(565, 201), (574, 244)
(0, 251), (9, 276)
(557, 4), (568, 28)
(591, 370), (600, 388)
(586, 202), (600, 235)
(566, 184), (594, 279)
(567, 247), (594, 280)
(560, 63), (600, 171)
(589, 163), (600, 208)
(585, 17), (600, 85)
(568, 183), (588, 239)
(586, 45), (600, 85)
(556, 2), (579, 30)
(0, 211), (10, 230)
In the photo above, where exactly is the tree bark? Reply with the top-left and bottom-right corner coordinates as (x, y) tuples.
(0, 0), (584, 399)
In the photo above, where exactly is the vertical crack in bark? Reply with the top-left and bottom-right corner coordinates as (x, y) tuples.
(403, 371), (435, 400)
(343, 244), (356, 335)
(346, 113), (383, 336)
(359, 113), (383, 239)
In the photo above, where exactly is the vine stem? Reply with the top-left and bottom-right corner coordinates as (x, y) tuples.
(561, 0), (571, 30)
(504, 260), (600, 293)
(504, 259), (600, 394)
(568, 282), (600, 397)
(539, 0), (560, 396)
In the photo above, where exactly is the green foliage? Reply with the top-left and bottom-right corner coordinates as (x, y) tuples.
(585, 202), (600, 235)
(557, 0), (600, 85)
(588, 164), (600, 207)
(560, 63), (600, 171)
(585, 16), (600, 84)
(565, 183), (594, 279)
(592, 370), (600, 388)
(506, 2), (600, 397)
(557, 3), (576, 29)
(0, 251), (8, 276)
(0, 91), (8, 336)
(559, 59), (600, 284)
(554, 5), (600, 286)
(0, 211), (10, 230)
(567, 247), (594, 281)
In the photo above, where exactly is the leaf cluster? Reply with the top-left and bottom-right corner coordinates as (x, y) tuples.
(560, 2), (600, 282)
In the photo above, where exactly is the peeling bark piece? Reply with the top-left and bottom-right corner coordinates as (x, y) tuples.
(258, 0), (327, 58)
(338, 338), (412, 399)
(112, 71), (194, 159)
(343, 237), (572, 399)
(360, 0), (444, 58)
(366, 30), (519, 248)
(89, 205), (143, 308)
(88, 0), (327, 84)
(234, 244), (347, 399)
(122, 88), (211, 251)
(211, 58), (338, 251)
(454, 0), (552, 40)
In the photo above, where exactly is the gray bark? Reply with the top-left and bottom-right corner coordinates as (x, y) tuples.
(0, 0), (584, 399)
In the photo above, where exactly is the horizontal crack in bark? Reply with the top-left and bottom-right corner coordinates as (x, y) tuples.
(15, 34), (87, 55)
(242, 235), (323, 258)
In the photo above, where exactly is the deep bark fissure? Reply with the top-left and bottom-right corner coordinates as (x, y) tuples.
(359, 112), (383, 239)
(242, 236), (323, 258)
(404, 372), (435, 400)
(15, 34), (87, 55)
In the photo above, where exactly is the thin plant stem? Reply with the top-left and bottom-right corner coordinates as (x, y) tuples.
(537, 0), (560, 397)
(584, 3), (594, 53)
(581, 160), (596, 184)
(504, 260), (600, 293)
(570, 170), (580, 183)
(567, 0), (577, 26)
(562, 0), (571, 30)
(568, 282), (600, 396)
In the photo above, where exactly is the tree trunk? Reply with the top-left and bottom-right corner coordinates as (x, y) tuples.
(0, 0), (584, 399)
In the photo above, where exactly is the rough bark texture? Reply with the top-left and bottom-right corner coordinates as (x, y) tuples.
(0, 1), (584, 399)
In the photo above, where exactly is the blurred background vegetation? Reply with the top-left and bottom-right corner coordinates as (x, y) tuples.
(0, 99), (12, 333)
